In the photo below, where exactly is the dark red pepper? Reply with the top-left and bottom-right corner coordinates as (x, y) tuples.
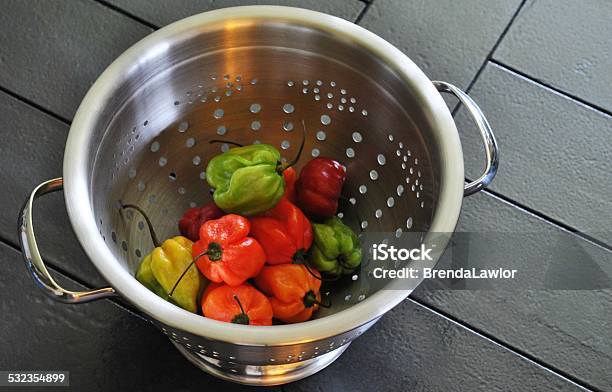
(296, 157), (346, 218)
(179, 202), (224, 241)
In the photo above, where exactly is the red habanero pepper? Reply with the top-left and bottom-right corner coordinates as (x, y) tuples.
(193, 214), (266, 286)
(296, 157), (346, 218)
(178, 202), (224, 241)
(254, 264), (323, 323)
(282, 167), (298, 204)
(201, 283), (273, 326)
(249, 197), (313, 265)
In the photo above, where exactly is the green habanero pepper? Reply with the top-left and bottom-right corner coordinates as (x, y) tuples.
(206, 144), (285, 216)
(309, 217), (362, 275)
(135, 236), (203, 313)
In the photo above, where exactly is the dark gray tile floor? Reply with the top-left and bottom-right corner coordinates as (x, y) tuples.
(106, 0), (365, 27)
(494, 0), (612, 114)
(359, 0), (522, 89)
(456, 63), (612, 243)
(0, 0), (152, 120)
(286, 297), (584, 392)
(0, 92), (106, 287)
(413, 191), (612, 391)
(1, 0), (610, 391)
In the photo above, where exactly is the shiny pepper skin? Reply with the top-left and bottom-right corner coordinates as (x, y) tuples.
(201, 283), (273, 326)
(255, 264), (322, 323)
(309, 217), (362, 275)
(135, 236), (203, 313)
(178, 202), (224, 241)
(205, 144), (285, 216)
(296, 157), (346, 218)
(249, 197), (313, 265)
(193, 214), (266, 286)
(282, 167), (298, 204)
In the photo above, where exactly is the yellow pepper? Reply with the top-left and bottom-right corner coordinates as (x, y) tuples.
(136, 236), (203, 313)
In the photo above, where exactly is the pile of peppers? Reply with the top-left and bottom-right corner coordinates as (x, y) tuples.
(134, 140), (363, 326)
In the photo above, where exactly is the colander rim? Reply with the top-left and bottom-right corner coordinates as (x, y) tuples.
(64, 5), (464, 346)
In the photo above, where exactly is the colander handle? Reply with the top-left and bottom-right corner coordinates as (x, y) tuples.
(433, 81), (499, 196)
(18, 178), (117, 303)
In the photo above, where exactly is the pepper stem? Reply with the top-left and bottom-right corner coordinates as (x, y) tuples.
(292, 248), (307, 263)
(120, 202), (161, 247)
(278, 119), (307, 173)
(231, 295), (250, 325)
(294, 257), (341, 282)
(337, 253), (353, 270)
(209, 140), (244, 147)
(206, 242), (222, 261)
(303, 290), (331, 309)
(167, 250), (209, 297)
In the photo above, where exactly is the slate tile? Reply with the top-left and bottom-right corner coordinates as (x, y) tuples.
(286, 297), (582, 392)
(0, 91), (107, 288)
(359, 0), (522, 89)
(494, 0), (612, 113)
(0, 242), (278, 392)
(455, 63), (612, 243)
(0, 0), (152, 120)
(106, 0), (365, 27)
(413, 191), (612, 391)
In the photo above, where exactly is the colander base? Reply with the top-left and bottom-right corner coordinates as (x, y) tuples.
(173, 340), (350, 386)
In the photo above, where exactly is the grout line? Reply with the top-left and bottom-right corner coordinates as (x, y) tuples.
(93, 0), (159, 30)
(407, 296), (598, 391)
(451, 0), (528, 116)
(489, 59), (612, 118)
(0, 85), (72, 125)
(478, 186), (612, 253)
(354, 0), (373, 24)
(107, 297), (152, 323)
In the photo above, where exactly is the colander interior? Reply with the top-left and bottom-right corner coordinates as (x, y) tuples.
(90, 19), (440, 318)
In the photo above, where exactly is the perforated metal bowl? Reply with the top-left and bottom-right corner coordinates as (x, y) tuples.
(18, 6), (498, 386)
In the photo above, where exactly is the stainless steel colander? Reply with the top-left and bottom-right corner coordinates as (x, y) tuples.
(18, 6), (498, 386)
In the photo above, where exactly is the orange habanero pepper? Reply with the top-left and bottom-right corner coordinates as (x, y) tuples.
(202, 283), (273, 326)
(254, 264), (323, 323)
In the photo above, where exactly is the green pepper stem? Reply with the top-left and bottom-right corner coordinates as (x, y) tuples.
(206, 242), (223, 261)
(120, 202), (161, 247)
(209, 140), (244, 147)
(303, 290), (331, 309)
(278, 119), (307, 172)
(167, 250), (209, 297)
(231, 295), (250, 325)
